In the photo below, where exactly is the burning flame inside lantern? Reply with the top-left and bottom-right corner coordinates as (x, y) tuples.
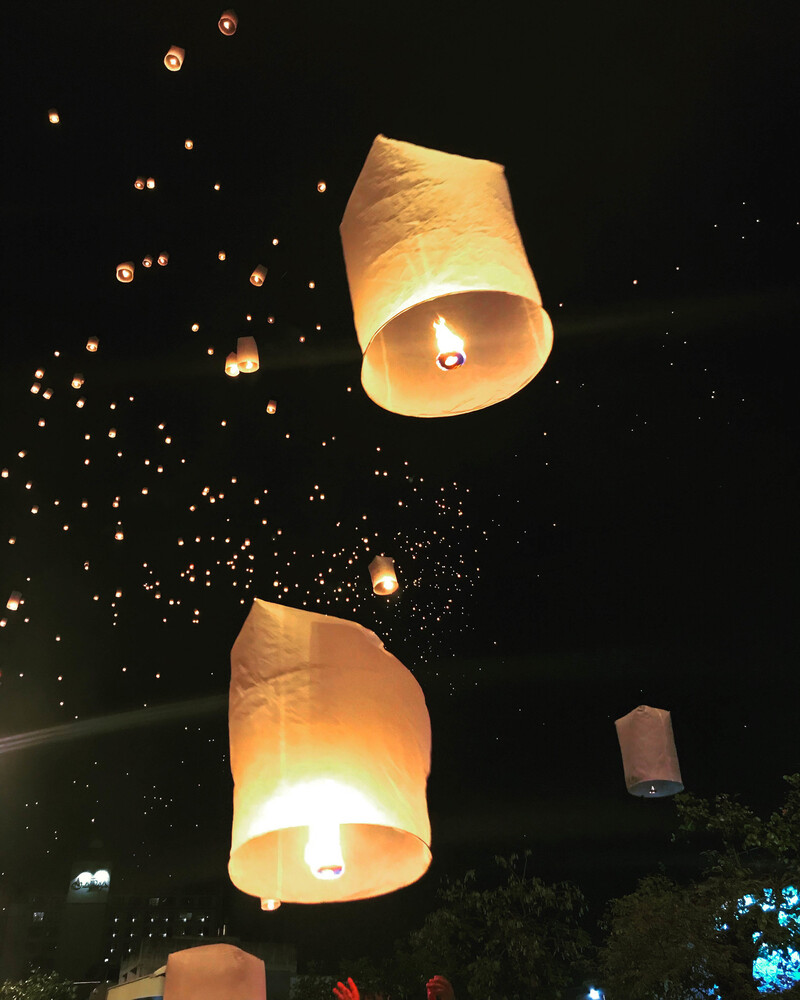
(304, 820), (345, 880)
(261, 898), (281, 911)
(434, 316), (466, 371)
(374, 574), (398, 595)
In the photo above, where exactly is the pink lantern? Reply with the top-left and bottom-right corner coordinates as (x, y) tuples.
(615, 705), (683, 797)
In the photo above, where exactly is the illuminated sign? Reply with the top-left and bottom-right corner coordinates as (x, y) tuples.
(68, 868), (111, 898)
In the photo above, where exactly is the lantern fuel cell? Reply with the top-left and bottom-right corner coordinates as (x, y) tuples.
(340, 134), (553, 417)
(614, 705), (683, 797)
(228, 599), (432, 903)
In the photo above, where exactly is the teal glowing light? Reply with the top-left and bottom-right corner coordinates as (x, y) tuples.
(739, 886), (800, 993)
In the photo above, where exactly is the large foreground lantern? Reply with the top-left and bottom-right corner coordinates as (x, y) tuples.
(615, 704), (684, 798)
(339, 134), (553, 417)
(236, 336), (259, 373)
(368, 555), (399, 595)
(163, 944), (265, 1000)
(229, 599), (432, 904)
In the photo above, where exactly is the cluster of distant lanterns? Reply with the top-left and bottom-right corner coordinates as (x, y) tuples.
(29, 15), (688, 919)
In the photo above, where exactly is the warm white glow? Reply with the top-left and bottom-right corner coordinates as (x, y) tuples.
(304, 820), (345, 880)
(157, 253), (169, 266)
(218, 10), (238, 35)
(6, 592), (21, 612)
(260, 898), (281, 911)
(266, 400), (277, 414)
(225, 353), (240, 377)
(116, 262), (134, 283)
(48, 109), (60, 124)
(134, 177), (145, 190)
(250, 265), (266, 286)
(184, 138), (193, 149)
(164, 46), (184, 71)
(434, 316), (466, 371)
(86, 338), (99, 352)
(146, 177), (155, 189)
(317, 180), (327, 193)
(71, 375), (84, 388)
(375, 575), (398, 595)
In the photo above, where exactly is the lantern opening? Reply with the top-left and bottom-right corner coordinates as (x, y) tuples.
(260, 898), (281, 911)
(304, 821), (345, 881)
(374, 575), (398, 595)
(434, 316), (466, 371)
(225, 353), (241, 377)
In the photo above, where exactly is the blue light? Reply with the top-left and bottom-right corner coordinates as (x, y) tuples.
(588, 989), (602, 1000)
(736, 886), (800, 994)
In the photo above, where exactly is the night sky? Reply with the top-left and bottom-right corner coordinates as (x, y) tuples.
(1, 0), (798, 972)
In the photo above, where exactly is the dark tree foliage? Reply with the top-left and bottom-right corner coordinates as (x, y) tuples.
(0, 969), (77, 1000)
(598, 774), (800, 1000)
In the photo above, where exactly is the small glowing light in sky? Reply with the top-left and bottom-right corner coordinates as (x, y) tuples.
(48, 109), (60, 124)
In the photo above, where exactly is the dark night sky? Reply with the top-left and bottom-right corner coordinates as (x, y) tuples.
(0, 0), (798, 972)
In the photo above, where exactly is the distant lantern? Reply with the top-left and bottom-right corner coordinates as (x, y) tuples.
(218, 251), (226, 261)
(317, 180), (327, 193)
(76, 397), (86, 408)
(31, 382), (41, 394)
(86, 337), (99, 352)
(71, 375), (83, 388)
(250, 265), (267, 286)
(1, 469), (7, 477)
(142, 254), (153, 268)
(134, 177), (145, 190)
(340, 134), (553, 417)
(116, 261), (134, 283)
(225, 353), (240, 377)
(614, 705), (684, 798)
(42, 388), (53, 399)
(157, 252), (169, 266)
(218, 9), (238, 34)
(266, 400), (277, 414)
(164, 45), (185, 71)
(48, 109), (60, 124)
(163, 944), (265, 1000)
(6, 592), (21, 612)
(368, 555), (399, 595)
(184, 138), (194, 149)
(228, 600), (432, 903)
(236, 336), (259, 373)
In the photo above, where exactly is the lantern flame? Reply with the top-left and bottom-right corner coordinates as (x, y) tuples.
(304, 820), (345, 880)
(433, 316), (466, 371)
(374, 574), (398, 595)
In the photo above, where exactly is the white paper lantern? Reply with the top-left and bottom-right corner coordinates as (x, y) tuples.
(368, 555), (399, 595)
(615, 704), (683, 797)
(218, 10), (238, 35)
(229, 599), (432, 903)
(340, 134), (553, 417)
(116, 261), (134, 283)
(163, 944), (265, 1000)
(164, 46), (184, 71)
(236, 336), (259, 373)
(250, 264), (266, 286)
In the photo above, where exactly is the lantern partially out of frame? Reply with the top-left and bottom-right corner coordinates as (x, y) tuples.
(116, 262), (134, 283)
(250, 265), (266, 286)
(340, 134), (553, 417)
(368, 555), (398, 596)
(164, 46), (185, 71)
(615, 705), (683, 798)
(218, 10), (238, 35)
(163, 944), (265, 1000)
(236, 336), (259, 373)
(229, 599), (432, 903)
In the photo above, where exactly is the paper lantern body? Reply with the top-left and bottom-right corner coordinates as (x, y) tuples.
(236, 336), (259, 373)
(142, 255), (153, 268)
(218, 10), (238, 35)
(86, 337), (99, 352)
(164, 46), (184, 71)
(250, 265), (266, 286)
(615, 705), (683, 797)
(368, 555), (398, 595)
(266, 400), (277, 414)
(157, 252), (169, 266)
(339, 134), (553, 417)
(48, 109), (59, 124)
(134, 177), (145, 190)
(6, 592), (21, 611)
(229, 599), (432, 903)
(225, 353), (240, 377)
(163, 944), (265, 1000)
(116, 262), (134, 283)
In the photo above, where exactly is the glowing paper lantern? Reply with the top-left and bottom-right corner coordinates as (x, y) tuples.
(6, 592), (21, 611)
(142, 254), (153, 268)
(116, 261), (134, 283)
(261, 898), (281, 911)
(250, 265), (266, 286)
(236, 336), (259, 373)
(157, 252), (169, 266)
(164, 46), (184, 71)
(340, 134), (553, 417)
(615, 705), (684, 797)
(163, 944), (265, 1000)
(48, 109), (59, 124)
(184, 138), (194, 149)
(134, 177), (145, 190)
(86, 337), (99, 352)
(146, 177), (156, 189)
(225, 353), (240, 377)
(368, 555), (399, 595)
(266, 400), (277, 414)
(218, 9), (238, 35)
(228, 599), (432, 903)
(71, 375), (83, 388)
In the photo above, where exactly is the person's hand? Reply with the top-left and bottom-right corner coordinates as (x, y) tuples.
(333, 977), (360, 1000)
(426, 975), (454, 1000)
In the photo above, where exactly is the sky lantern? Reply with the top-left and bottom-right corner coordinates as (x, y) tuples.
(71, 375), (84, 388)
(163, 944), (265, 1000)
(236, 336), (259, 373)
(266, 400), (277, 415)
(184, 138), (193, 149)
(86, 337), (99, 352)
(164, 46), (184, 71)
(340, 134), (553, 417)
(116, 261), (134, 282)
(134, 177), (145, 190)
(228, 599), (432, 904)
(218, 9), (238, 35)
(30, 382), (41, 394)
(615, 705), (684, 797)
(48, 109), (59, 124)
(157, 252), (169, 266)
(368, 555), (399, 595)
(146, 176), (156, 190)
(225, 353), (240, 377)
(142, 254), (153, 268)
(250, 264), (266, 286)
(6, 592), (21, 612)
